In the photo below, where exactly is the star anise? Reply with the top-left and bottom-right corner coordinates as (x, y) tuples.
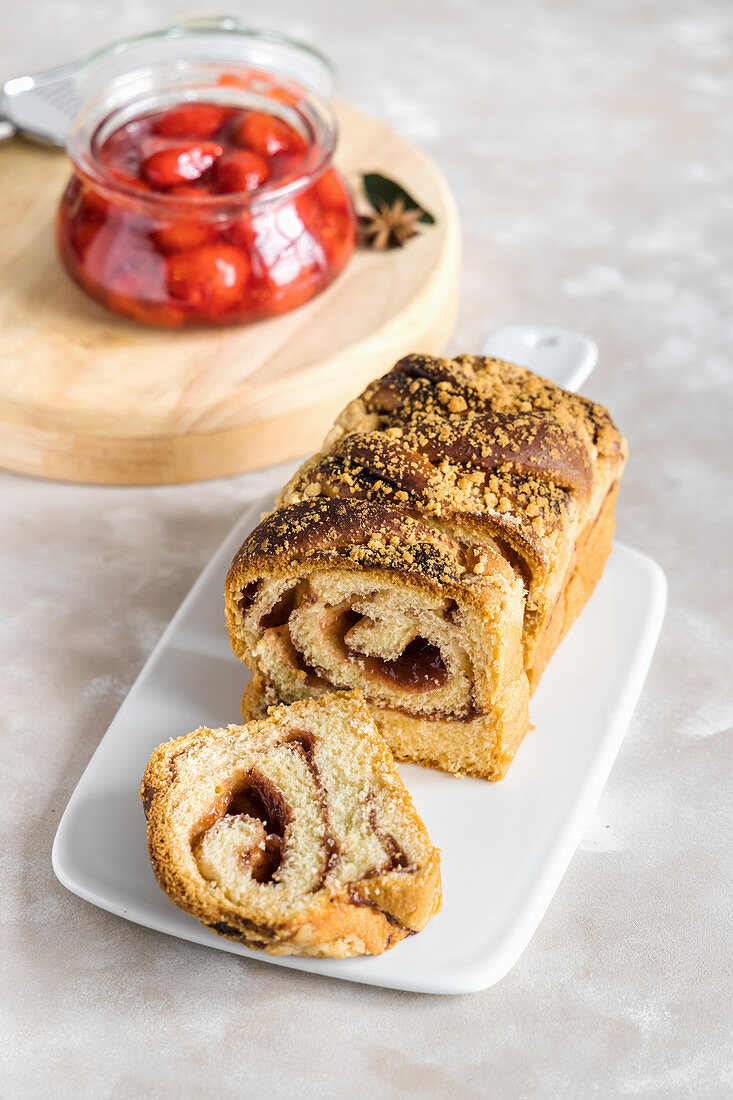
(358, 197), (424, 250)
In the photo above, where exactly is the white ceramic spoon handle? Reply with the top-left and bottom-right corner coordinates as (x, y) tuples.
(480, 324), (598, 393)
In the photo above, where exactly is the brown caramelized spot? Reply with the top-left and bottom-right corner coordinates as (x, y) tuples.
(230, 773), (290, 884)
(193, 771), (291, 885)
(236, 581), (259, 614)
(282, 729), (316, 756)
(260, 586), (297, 629)
(383, 844), (411, 872)
(190, 792), (232, 850)
(339, 607), (362, 637)
(228, 782), (267, 820)
(350, 636), (448, 692)
(244, 834), (283, 884)
(444, 598), (460, 624)
(232, 771), (290, 833)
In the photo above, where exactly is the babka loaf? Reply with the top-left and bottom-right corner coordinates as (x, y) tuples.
(141, 690), (441, 957)
(226, 354), (627, 780)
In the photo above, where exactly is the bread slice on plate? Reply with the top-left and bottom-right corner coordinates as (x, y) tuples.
(141, 690), (441, 958)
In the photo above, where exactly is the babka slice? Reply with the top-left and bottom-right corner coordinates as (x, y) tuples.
(226, 497), (530, 780)
(141, 690), (441, 958)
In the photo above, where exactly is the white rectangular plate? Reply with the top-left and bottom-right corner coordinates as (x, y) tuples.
(53, 497), (666, 995)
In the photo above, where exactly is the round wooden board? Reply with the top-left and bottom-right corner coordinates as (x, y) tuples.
(0, 101), (460, 485)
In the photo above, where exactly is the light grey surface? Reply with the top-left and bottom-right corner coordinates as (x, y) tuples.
(51, 504), (668, 995)
(1, 1), (731, 1097)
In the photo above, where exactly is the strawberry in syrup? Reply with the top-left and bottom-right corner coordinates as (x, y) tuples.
(141, 143), (224, 189)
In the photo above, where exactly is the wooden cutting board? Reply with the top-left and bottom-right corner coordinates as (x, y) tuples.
(0, 101), (459, 484)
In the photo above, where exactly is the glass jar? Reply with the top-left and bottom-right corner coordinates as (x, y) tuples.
(56, 21), (356, 327)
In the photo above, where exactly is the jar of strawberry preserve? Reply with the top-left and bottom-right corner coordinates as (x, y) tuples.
(56, 20), (356, 326)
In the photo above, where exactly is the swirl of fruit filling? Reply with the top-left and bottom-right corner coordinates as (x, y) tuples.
(191, 730), (411, 910)
(185, 721), (430, 932)
(236, 573), (479, 719)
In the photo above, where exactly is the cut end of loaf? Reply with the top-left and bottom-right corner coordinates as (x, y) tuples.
(225, 498), (532, 781)
(141, 690), (442, 958)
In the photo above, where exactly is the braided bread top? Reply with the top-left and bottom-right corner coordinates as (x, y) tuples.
(360, 353), (623, 463)
(230, 497), (478, 589)
(279, 356), (625, 576)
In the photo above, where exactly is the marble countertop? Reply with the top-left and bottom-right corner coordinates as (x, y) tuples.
(2, 2), (731, 1096)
